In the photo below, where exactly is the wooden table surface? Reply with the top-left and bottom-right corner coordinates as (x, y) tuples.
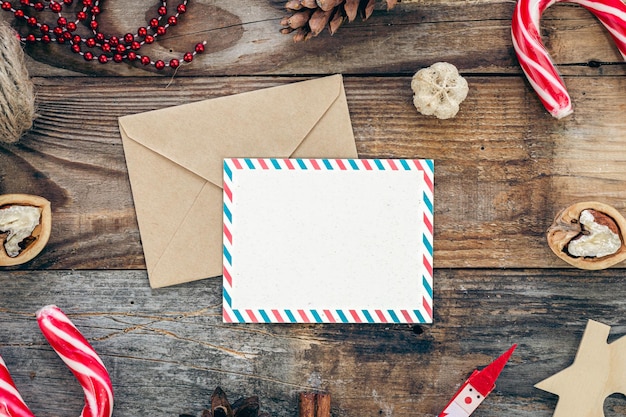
(2, 1), (626, 416)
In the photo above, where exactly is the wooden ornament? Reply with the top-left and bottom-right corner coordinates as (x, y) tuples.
(535, 320), (626, 417)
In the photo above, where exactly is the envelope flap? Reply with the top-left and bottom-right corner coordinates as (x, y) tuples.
(118, 75), (345, 187)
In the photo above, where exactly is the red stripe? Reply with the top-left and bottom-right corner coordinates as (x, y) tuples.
(246, 310), (258, 323)
(362, 160), (372, 170)
(424, 255), (433, 277)
(233, 159), (243, 169)
(298, 310), (310, 323)
(423, 171), (434, 193)
(258, 159), (268, 169)
(323, 310), (335, 323)
(423, 213), (433, 235)
(349, 310), (362, 323)
(272, 310), (284, 323)
(375, 310), (386, 322)
(223, 308), (232, 323)
(223, 267), (232, 287)
(223, 224), (232, 244)
(335, 159), (346, 170)
(310, 159), (321, 170)
(223, 182), (232, 203)
(284, 159), (294, 169)
(401, 310), (412, 322)
(423, 297), (433, 319)
(413, 159), (423, 171)
(388, 160), (398, 170)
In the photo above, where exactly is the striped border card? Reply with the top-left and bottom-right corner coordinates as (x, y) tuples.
(223, 158), (434, 324)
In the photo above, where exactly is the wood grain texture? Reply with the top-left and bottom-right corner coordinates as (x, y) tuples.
(1, 1), (626, 416)
(1, 76), (626, 269)
(1, 269), (626, 417)
(1, 1), (626, 76)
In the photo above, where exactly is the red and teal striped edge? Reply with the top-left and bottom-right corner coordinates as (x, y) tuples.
(222, 158), (434, 324)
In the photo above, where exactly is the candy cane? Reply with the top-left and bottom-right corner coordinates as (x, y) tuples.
(0, 306), (113, 417)
(512, 0), (626, 118)
(37, 306), (114, 417)
(0, 357), (35, 417)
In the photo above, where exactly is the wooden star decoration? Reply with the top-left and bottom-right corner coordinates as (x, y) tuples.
(535, 320), (626, 417)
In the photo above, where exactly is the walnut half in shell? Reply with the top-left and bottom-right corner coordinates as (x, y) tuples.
(0, 194), (51, 266)
(547, 201), (626, 270)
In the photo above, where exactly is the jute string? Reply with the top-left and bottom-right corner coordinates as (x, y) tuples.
(0, 21), (36, 144)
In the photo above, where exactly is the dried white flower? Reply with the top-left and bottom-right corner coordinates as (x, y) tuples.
(411, 62), (469, 119)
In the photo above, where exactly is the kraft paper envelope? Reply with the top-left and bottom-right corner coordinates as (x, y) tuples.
(118, 75), (358, 288)
(222, 158), (434, 324)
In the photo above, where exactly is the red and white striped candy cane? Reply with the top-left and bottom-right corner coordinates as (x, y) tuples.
(36, 305), (114, 417)
(0, 356), (35, 417)
(512, 0), (626, 118)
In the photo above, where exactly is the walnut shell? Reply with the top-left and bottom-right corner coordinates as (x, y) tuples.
(0, 194), (51, 266)
(547, 201), (626, 270)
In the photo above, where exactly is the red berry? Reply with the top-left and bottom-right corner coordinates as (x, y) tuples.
(137, 27), (147, 37)
(130, 41), (140, 50)
(109, 36), (119, 46)
(71, 44), (81, 53)
(1, 2), (12, 11)
(72, 35), (81, 44)
(14, 9), (24, 18)
(84, 52), (94, 62)
(41, 34), (51, 43)
(40, 24), (49, 33)
(113, 53), (123, 63)
(183, 52), (193, 62)
(63, 0), (72, 4)
(98, 54), (108, 63)
(53, 26), (63, 36)
(90, 5), (99, 14)
(34, 1), (44, 10)
(101, 43), (111, 52)
(177, 4), (186, 13)
(195, 43), (205, 53)
(76, 10), (86, 20)
(95, 32), (105, 42)
(156, 26), (166, 36)
(124, 33), (134, 43)
(49, 2), (61, 12)
(25, 34), (36, 43)
(82, 0), (91, 5)
(90, 20), (98, 30)
(168, 16), (177, 26)
(66, 22), (76, 31)
(127, 51), (137, 61)
(27, 17), (38, 26)
(158, 6), (166, 15)
(149, 18), (158, 28)
(140, 56), (150, 65)
(57, 17), (67, 26)
(144, 35), (154, 44)
(154, 60), (165, 70)
(85, 37), (96, 47)
(169, 59), (180, 69)
(116, 44), (126, 53)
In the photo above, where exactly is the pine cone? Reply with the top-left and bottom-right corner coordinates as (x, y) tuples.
(280, 0), (400, 41)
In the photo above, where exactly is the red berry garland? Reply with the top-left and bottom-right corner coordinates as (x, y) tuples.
(2, 0), (206, 70)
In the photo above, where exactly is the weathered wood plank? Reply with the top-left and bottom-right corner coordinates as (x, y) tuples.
(1, 1), (625, 76)
(2, 76), (626, 270)
(0, 269), (624, 417)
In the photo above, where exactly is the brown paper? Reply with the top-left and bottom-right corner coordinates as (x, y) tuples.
(118, 75), (358, 288)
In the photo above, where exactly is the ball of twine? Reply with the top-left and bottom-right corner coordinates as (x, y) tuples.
(0, 21), (36, 144)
